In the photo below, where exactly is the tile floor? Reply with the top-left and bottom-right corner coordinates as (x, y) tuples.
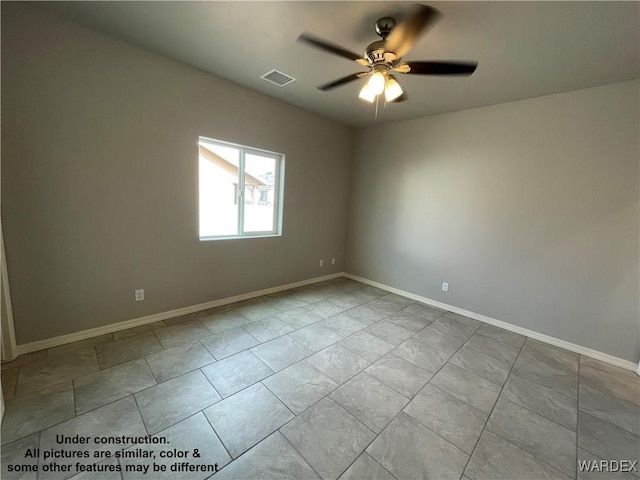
(1, 277), (639, 480)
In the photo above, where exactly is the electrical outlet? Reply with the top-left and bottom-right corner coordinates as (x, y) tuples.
(135, 289), (145, 301)
(331, 258), (336, 265)
(319, 259), (324, 267)
(442, 282), (449, 292)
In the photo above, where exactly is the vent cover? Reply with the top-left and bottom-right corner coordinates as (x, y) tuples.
(260, 69), (296, 87)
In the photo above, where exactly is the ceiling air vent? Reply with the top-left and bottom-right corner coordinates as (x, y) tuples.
(260, 69), (296, 87)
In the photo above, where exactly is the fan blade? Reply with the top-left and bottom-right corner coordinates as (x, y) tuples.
(405, 61), (478, 76)
(318, 73), (366, 91)
(385, 4), (441, 58)
(298, 33), (363, 62)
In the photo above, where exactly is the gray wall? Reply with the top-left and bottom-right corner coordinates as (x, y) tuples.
(1, 3), (354, 344)
(347, 81), (639, 363)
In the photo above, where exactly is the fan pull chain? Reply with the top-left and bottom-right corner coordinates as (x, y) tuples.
(375, 95), (379, 120)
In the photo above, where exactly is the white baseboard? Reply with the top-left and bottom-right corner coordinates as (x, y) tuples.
(344, 273), (639, 373)
(12, 271), (640, 375)
(14, 272), (343, 356)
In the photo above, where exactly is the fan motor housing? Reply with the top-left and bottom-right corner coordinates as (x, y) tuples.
(365, 40), (386, 63)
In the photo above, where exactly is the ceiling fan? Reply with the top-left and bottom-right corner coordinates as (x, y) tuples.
(297, 4), (478, 105)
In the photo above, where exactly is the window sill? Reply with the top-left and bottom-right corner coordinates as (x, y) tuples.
(199, 233), (282, 242)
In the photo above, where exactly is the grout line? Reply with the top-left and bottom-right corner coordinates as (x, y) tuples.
(6, 280), (629, 480)
(488, 428), (577, 478)
(201, 406), (236, 462)
(458, 338), (528, 476)
(278, 431), (326, 480)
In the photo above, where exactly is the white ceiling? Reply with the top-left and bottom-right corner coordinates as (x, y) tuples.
(38, 1), (639, 127)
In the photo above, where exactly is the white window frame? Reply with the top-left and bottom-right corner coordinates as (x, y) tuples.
(199, 136), (285, 241)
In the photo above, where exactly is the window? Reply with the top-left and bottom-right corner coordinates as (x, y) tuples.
(199, 137), (284, 240)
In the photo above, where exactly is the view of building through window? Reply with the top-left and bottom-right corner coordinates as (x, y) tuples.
(199, 138), (283, 239)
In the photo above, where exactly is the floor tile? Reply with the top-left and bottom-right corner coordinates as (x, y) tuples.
(392, 338), (451, 373)
(304, 299), (348, 318)
(214, 432), (320, 480)
(365, 354), (432, 398)
(365, 299), (405, 316)
(379, 293), (415, 307)
(1, 433), (40, 480)
(502, 374), (577, 430)
(39, 397), (146, 479)
(450, 346), (511, 385)
(512, 351), (578, 398)
(328, 293), (364, 310)
(236, 301), (281, 322)
(267, 292), (309, 312)
(1, 350), (46, 371)
(578, 412), (640, 466)
(74, 358), (156, 414)
(431, 363), (501, 413)
(204, 383), (293, 458)
(365, 320), (414, 345)
(47, 334), (114, 357)
(242, 317), (294, 342)
(331, 372), (409, 433)
(348, 290), (383, 305)
(580, 356), (640, 383)
(15, 348), (99, 396)
(359, 285), (389, 297)
(342, 305), (387, 326)
(339, 331), (395, 362)
(412, 326), (466, 356)
(135, 370), (221, 434)
(465, 430), (571, 480)
(340, 453), (395, 480)
(487, 397), (576, 477)
(385, 311), (432, 332)
(306, 344), (369, 385)
(201, 327), (259, 360)
(291, 286), (331, 304)
(430, 314), (481, 340)
(262, 361), (338, 414)
(112, 320), (166, 340)
(580, 364), (640, 406)
(145, 341), (214, 382)
(201, 350), (273, 398)
(276, 307), (324, 329)
(405, 384), (488, 454)
(331, 278), (364, 292)
(288, 324), (343, 352)
(475, 324), (526, 348)
(163, 311), (202, 326)
(1, 366), (18, 400)
(120, 412), (231, 480)
(579, 384), (640, 435)
(522, 339), (579, 374)
(251, 335), (311, 371)
(281, 397), (375, 480)
(200, 311), (251, 334)
(1, 381), (74, 445)
(318, 314), (367, 338)
(367, 412), (468, 480)
(401, 303), (446, 322)
(464, 333), (521, 365)
(152, 320), (211, 348)
(96, 331), (163, 369)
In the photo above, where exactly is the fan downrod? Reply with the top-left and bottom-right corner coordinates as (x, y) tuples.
(375, 17), (396, 39)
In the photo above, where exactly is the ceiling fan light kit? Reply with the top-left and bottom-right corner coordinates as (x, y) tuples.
(297, 3), (478, 114)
